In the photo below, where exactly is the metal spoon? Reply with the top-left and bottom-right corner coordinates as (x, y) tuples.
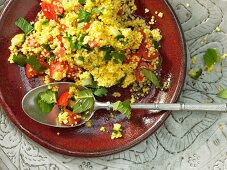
(22, 82), (227, 128)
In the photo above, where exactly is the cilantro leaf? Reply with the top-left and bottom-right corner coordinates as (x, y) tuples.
(78, 9), (91, 23)
(73, 89), (94, 113)
(26, 55), (45, 72)
(94, 87), (107, 97)
(217, 89), (227, 99)
(204, 48), (221, 68)
(113, 100), (131, 119)
(142, 69), (161, 88)
(15, 17), (34, 34)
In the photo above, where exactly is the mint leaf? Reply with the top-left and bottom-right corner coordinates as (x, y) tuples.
(113, 100), (131, 119)
(142, 69), (161, 88)
(37, 97), (54, 113)
(94, 87), (107, 97)
(204, 48), (220, 68)
(73, 89), (94, 113)
(15, 17), (34, 34)
(38, 90), (57, 104)
(26, 55), (45, 72)
(217, 89), (227, 99)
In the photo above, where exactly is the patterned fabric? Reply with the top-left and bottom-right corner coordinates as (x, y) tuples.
(1, 0), (227, 169)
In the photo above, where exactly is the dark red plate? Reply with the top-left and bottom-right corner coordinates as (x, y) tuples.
(0, 0), (186, 157)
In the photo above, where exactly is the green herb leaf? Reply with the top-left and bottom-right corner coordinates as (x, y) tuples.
(204, 48), (221, 68)
(15, 17), (34, 34)
(115, 34), (125, 40)
(78, 9), (91, 23)
(153, 40), (161, 49)
(38, 90), (57, 104)
(100, 46), (115, 61)
(41, 44), (52, 51)
(94, 87), (107, 97)
(113, 100), (131, 119)
(217, 89), (227, 99)
(142, 69), (161, 88)
(37, 97), (54, 113)
(12, 54), (26, 66)
(78, 0), (86, 5)
(26, 55), (45, 72)
(111, 52), (126, 63)
(188, 68), (202, 80)
(73, 89), (94, 113)
(36, 90), (56, 113)
(92, 7), (101, 14)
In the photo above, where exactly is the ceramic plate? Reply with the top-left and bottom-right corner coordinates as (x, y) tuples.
(0, 0), (186, 157)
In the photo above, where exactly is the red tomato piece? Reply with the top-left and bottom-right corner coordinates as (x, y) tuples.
(25, 64), (44, 79)
(138, 42), (160, 61)
(52, 0), (64, 15)
(64, 109), (82, 126)
(38, 57), (49, 69)
(57, 92), (70, 107)
(57, 36), (64, 47)
(49, 60), (68, 80)
(41, 2), (57, 21)
(88, 40), (98, 48)
(59, 24), (67, 31)
(54, 46), (65, 57)
(135, 61), (153, 82)
(66, 65), (81, 80)
(83, 22), (91, 32)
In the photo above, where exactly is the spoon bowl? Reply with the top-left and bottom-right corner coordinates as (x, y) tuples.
(22, 82), (96, 127)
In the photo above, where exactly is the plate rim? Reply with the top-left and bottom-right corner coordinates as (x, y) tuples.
(0, 0), (187, 157)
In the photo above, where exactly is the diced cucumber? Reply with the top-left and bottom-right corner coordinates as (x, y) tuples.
(11, 34), (25, 47)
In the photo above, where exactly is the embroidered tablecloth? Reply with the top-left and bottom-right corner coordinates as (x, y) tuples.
(1, 0), (227, 169)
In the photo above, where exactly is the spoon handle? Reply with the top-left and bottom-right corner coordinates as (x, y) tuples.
(130, 103), (227, 112)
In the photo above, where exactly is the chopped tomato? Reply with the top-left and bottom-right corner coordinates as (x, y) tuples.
(138, 43), (160, 61)
(64, 109), (82, 126)
(52, 0), (64, 15)
(41, 0), (64, 22)
(88, 40), (98, 48)
(39, 58), (49, 69)
(83, 22), (91, 32)
(41, 2), (57, 21)
(54, 46), (65, 57)
(25, 64), (44, 79)
(66, 65), (81, 80)
(49, 60), (68, 80)
(57, 36), (64, 47)
(59, 24), (67, 31)
(135, 61), (153, 82)
(48, 36), (54, 41)
(57, 92), (70, 107)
